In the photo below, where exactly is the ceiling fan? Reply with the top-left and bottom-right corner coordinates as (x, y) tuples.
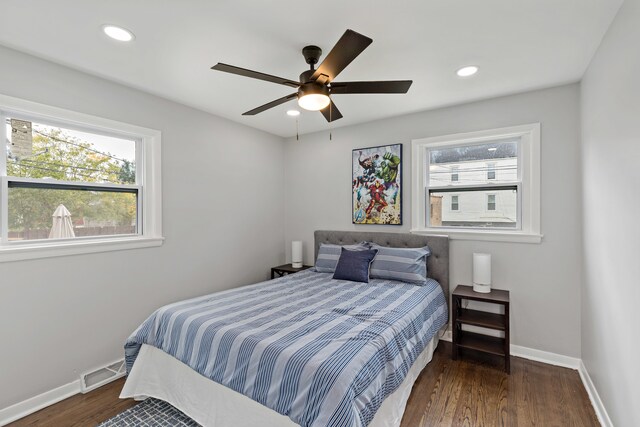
(211, 29), (413, 122)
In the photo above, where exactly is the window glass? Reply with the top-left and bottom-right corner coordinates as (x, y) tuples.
(4, 116), (139, 243)
(427, 138), (519, 229)
(429, 140), (517, 187)
(7, 185), (137, 241)
(429, 188), (517, 228)
(6, 119), (136, 184)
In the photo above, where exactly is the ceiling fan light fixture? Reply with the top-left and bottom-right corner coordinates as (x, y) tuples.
(286, 110), (301, 117)
(210, 30), (411, 122)
(297, 83), (330, 111)
(298, 94), (330, 111)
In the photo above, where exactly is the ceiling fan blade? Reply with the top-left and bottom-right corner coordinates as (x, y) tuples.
(311, 30), (372, 83)
(319, 100), (343, 122)
(212, 63), (300, 88)
(243, 93), (298, 115)
(330, 80), (413, 94)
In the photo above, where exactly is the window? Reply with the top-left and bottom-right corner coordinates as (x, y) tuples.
(450, 166), (459, 182)
(451, 195), (459, 211)
(411, 124), (541, 243)
(0, 94), (163, 261)
(487, 163), (496, 180)
(487, 194), (496, 211)
(427, 139), (517, 228)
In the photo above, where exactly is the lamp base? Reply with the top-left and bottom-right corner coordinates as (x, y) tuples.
(292, 262), (303, 268)
(473, 283), (491, 293)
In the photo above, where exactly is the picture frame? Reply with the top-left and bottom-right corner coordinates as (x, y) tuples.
(352, 143), (402, 225)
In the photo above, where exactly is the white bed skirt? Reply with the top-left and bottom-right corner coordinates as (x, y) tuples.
(121, 335), (439, 427)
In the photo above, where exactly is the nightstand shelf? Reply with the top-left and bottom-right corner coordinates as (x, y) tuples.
(452, 285), (510, 373)
(457, 308), (506, 330)
(456, 330), (506, 356)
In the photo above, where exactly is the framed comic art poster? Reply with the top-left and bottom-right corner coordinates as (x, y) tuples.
(352, 143), (402, 225)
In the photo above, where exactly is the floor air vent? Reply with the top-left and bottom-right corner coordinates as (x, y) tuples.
(80, 359), (126, 393)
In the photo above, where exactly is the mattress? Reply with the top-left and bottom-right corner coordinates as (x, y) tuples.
(123, 269), (448, 427)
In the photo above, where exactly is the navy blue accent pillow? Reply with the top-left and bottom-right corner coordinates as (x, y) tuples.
(332, 248), (378, 283)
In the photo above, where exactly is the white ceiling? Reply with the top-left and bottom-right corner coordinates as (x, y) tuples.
(0, 0), (622, 137)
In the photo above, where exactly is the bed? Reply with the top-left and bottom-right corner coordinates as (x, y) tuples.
(121, 230), (449, 427)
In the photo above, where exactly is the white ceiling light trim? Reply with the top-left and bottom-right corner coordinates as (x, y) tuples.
(102, 25), (135, 42)
(456, 65), (479, 77)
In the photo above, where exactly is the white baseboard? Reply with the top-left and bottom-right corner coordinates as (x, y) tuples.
(440, 330), (580, 369)
(510, 344), (581, 369)
(0, 380), (81, 427)
(579, 361), (613, 427)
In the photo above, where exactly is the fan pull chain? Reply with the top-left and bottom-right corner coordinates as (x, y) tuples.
(296, 118), (299, 141)
(329, 100), (333, 141)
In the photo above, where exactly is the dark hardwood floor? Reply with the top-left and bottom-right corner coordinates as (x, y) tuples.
(9, 342), (598, 427)
(400, 343), (599, 427)
(7, 380), (137, 427)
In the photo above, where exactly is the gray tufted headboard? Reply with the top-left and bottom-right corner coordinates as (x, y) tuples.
(314, 230), (450, 312)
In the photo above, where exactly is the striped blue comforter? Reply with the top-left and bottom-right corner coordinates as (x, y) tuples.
(124, 269), (447, 427)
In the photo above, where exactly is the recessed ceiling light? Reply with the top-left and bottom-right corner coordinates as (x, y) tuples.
(102, 25), (135, 42)
(456, 66), (479, 77)
(286, 110), (301, 117)
(488, 147), (497, 151)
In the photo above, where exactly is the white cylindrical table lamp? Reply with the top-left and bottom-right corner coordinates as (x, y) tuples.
(472, 253), (492, 293)
(292, 241), (303, 268)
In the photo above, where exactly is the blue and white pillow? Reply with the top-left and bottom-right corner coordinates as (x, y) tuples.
(315, 242), (370, 273)
(369, 244), (430, 285)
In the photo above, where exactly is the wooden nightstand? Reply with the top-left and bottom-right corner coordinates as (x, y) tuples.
(452, 285), (510, 373)
(271, 264), (312, 279)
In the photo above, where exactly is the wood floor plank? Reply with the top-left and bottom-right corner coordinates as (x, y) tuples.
(421, 355), (465, 426)
(558, 364), (600, 427)
(9, 342), (598, 427)
(8, 379), (136, 427)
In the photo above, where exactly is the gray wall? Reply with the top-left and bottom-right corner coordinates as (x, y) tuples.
(284, 84), (583, 357)
(581, 0), (640, 425)
(0, 45), (285, 409)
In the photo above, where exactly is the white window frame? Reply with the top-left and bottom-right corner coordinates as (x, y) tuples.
(0, 94), (163, 262)
(411, 123), (541, 243)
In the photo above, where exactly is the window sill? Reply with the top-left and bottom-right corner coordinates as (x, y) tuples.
(0, 236), (164, 263)
(410, 228), (543, 244)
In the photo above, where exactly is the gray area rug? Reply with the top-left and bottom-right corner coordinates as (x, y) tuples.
(98, 398), (200, 426)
